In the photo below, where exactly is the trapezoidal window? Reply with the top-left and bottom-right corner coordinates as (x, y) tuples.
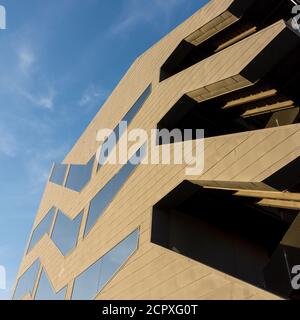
(51, 210), (83, 256)
(97, 84), (151, 169)
(13, 260), (40, 300)
(27, 208), (56, 253)
(84, 144), (146, 237)
(34, 268), (67, 300)
(49, 163), (68, 186)
(65, 155), (95, 192)
(71, 229), (139, 300)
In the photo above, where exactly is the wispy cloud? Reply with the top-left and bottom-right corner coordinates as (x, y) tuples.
(18, 87), (56, 110)
(109, 0), (186, 35)
(18, 47), (35, 75)
(79, 84), (107, 109)
(25, 145), (68, 194)
(0, 127), (17, 157)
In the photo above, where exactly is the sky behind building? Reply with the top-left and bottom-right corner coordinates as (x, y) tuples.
(0, 0), (208, 299)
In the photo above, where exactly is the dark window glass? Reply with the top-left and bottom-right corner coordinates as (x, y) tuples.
(13, 260), (40, 300)
(34, 269), (67, 300)
(49, 163), (68, 186)
(27, 208), (55, 253)
(71, 229), (139, 300)
(51, 210), (83, 256)
(85, 145), (146, 236)
(98, 84), (151, 167)
(65, 156), (95, 192)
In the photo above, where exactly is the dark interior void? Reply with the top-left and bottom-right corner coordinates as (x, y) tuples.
(160, 0), (297, 81)
(157, 42), (300, 142)
(151, 181), (297, 297)
(264, 156), (300, 193)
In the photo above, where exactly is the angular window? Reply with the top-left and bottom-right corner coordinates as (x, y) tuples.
(122, 84), (152, 124)
(85, 145), (146, 237)
(34, 269), (67, 300)
(13, 260), (40, 300)
(72, 229), (139, 300)
(98, 228), (139, 291)
(27, 208), (55, 253)
(51, 210), (83, 256)
(65, 155), (95, 192)
(71, 259), (101, 300)
(49, 163), (68, 186)
(97, 85), (151, 168)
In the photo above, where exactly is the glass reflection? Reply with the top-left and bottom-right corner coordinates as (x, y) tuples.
(123, 84), (152, 124)
(34, 269), (67, 300)
(13, 260), (40, 300)
(51, 210), (83, 256)
(49, 163), (68, 186)
(98, 84), (152, 168)
(72, 229), (139, 300)
(65, 156), (95, 192)
(85, 145), (146, 236)
(27, 208), (55, 253)
(98, 228), (139, 291)
(71, 259), (102, 300)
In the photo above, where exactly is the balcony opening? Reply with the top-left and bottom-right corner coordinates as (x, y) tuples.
(157, 42), (300, 143)
(160, 0), (297, 81)
(151, 181), (297, 297)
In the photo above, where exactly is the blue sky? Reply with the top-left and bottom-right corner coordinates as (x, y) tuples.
(0, 0), (208, 299)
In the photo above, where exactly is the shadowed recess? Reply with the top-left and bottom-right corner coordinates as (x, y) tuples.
(151, 181), (296, 298)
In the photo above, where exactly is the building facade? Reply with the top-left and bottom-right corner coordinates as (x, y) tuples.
(14, 0), (300, 300)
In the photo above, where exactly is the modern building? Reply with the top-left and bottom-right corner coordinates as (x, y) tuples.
(13, 0), (300, 300)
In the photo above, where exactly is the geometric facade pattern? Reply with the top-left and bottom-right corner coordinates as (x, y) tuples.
(14, 0), (300, 300)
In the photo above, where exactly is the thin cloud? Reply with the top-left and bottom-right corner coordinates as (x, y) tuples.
(109, 0), (186, 35)
(0, 128), (17, 157)
(18, 87), (56, 110)
(25, 145), (69, 194)
(18, 47), (35, 75)
(79, 85), (107, 108)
